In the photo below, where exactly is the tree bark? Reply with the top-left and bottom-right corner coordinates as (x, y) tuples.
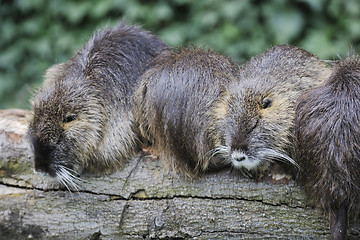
(0, 109), (359, 239)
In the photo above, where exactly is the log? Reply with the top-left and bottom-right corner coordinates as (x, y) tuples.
(0, 109), (359, 239)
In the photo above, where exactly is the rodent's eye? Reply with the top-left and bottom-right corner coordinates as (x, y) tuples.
(262, 97), (272, 109)
(64, 114), (77, 123)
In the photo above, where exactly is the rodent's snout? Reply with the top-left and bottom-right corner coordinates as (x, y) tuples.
(230, 134), (249, 153)
(230, 150), (262, 171)
(233, 155), (246, 162)
(31, 139), (57, 177)
(34, 154), (56, 177)
(230, 151), (249, 169)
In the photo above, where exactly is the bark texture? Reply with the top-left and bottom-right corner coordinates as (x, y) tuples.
(0, 109), (359, 239)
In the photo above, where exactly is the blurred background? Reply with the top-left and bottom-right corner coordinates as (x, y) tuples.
(1, 0), (360, 109)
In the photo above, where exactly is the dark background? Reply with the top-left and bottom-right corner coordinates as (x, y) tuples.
(1, 0), (359, 109)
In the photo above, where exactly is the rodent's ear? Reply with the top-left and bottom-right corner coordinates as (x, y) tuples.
(262, 97), (272, 109)
(43, 63), (66, 88)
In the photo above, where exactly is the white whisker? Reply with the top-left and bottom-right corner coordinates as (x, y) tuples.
(204, 145), (230, 162)
(63, 166), (84, 183)
(258, 149), (300, 169)
(55, 166), (83, 192)
(57, 173), (72, 192)
(204, 148), (219, 161)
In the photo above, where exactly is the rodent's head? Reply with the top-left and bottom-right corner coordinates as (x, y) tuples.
(216, 83), (297, 174)
(29, 63), (110, 188)
(213, 45), (331, 175)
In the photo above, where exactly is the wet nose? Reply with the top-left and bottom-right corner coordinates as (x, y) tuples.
(234, 156), (246, 162)
(34, 154), (49, 170)
(31, 140), (56, 176)
(34, 155), (56, 177)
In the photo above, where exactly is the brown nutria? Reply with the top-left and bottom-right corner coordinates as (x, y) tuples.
(28, 22), (168, 189)
(294, 56), (360, 239)
(211, 45), (333, 176)
(134, 48), (240, 177)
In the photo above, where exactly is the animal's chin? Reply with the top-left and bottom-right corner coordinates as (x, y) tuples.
(34, 163), (57, 178)
(34, 169), (57, 178)
(230, 151), (263, 170)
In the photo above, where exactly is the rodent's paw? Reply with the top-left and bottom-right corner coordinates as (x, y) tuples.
(141, 147), (159, 161)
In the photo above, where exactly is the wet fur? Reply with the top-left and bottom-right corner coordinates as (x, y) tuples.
(28, 22), (168, 189)
(294, 55), (360, 239)
(216, 45), (332, 174)
(134, 48), (240, 177)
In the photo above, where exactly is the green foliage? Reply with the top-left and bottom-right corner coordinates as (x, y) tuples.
(1, 0), (360, 109)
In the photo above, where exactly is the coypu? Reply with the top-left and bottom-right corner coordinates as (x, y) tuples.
(134, 48), (240, 177)
(215, 45), (333, 176)
(294, 56), (360, 239)
(135, 45), (332, 177)
(28, 22), (168, 189)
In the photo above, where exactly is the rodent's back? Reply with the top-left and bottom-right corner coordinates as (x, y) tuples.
(294, 56), (360, 211)
(134, 48), (239, 176)
(294, 56), (360, 239)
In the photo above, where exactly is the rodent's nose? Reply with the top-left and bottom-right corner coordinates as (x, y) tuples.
(234, 156), (246, 162)
(34, 156), (56, 177)
(31, 139), (57, 177)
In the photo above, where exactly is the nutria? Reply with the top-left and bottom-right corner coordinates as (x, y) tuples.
(134, 48), (240, 177)
(28, 22), (168, 189)
(214, 45), (333, 176)
(135, 45), (332, 177)
(294, 55), (360, 239)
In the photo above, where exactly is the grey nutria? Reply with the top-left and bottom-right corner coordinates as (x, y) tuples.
(134, 48), (240, 177)
(28, 22), (168, 189)
(135, 45), (333, 177)
(294, 56), (360, 239)
(212, 45), (333, 176)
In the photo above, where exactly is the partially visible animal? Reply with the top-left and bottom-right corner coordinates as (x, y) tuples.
(135, 45), (332, 178)
(134, 48), (240, 177)
(294, 55), (360, 239)
(215, 45), (332, 176)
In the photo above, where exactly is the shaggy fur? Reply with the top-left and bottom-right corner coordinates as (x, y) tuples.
(294, 55), (360, 239)
(28, 22), (168, 189)
(216, 45), (332, 175)
(135, 45), (333, 178)
(134, 48), (240, 177)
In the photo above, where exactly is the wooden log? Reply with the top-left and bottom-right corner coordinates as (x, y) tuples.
(0, 109), (359, 239)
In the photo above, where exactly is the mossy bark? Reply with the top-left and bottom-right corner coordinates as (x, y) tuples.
(0, 109), (359, 239)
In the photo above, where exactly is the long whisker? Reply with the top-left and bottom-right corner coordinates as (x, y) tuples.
(63, 166), (84, 184)
(55, 166), (83, 192)
(258, 149), (300, 169)
(56, 173), (72, 192)
(204, 148), (217, 159)
(203, 145), (230, 164)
